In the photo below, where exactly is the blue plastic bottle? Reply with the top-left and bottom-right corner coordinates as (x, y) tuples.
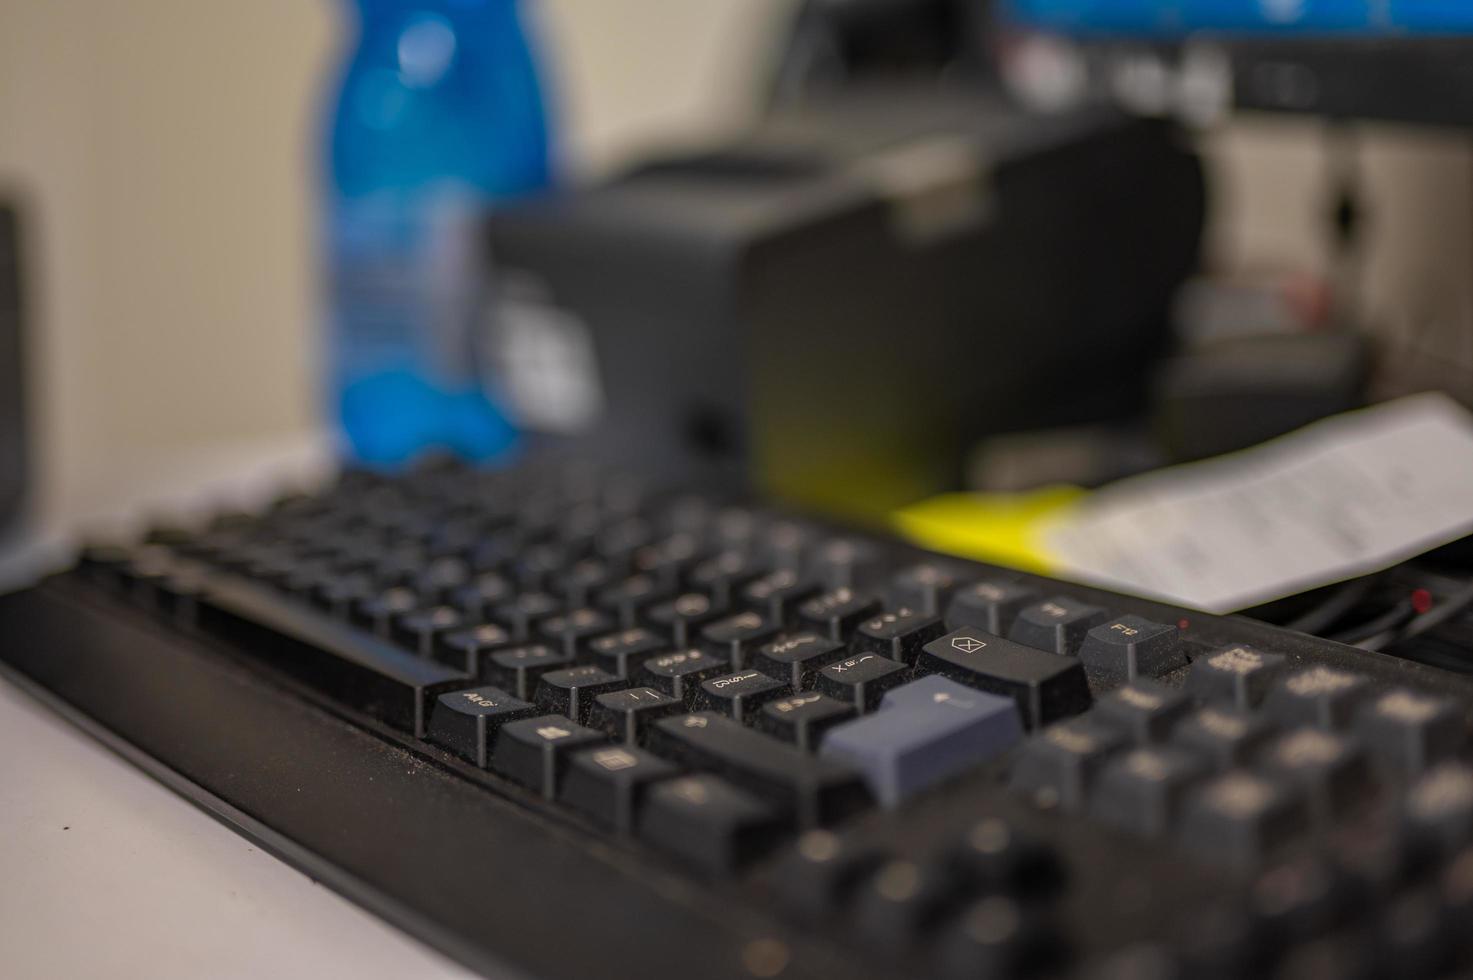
(324, 0), (552, 466)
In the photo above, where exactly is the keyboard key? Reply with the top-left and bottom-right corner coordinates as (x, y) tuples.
(645, 591), (726, 647)
(889, 562), (963, 616)
(917, 627), (1092, 729)
(796, 589), (882, 643)
(945, 580), (1038, 636)
(1008, 596), (1109, 656)
(950, 818), (1065, 900)
(534, 665), (627, 724)
(485, 644), (577, 700)
(1008, 717), (1127, 811)
(741, 570), (822, 626)
(850, 608), (948, 665)
(355, 585), (421, 635)
(934, 895), (1062, 979)
(688, 551), (767, 607)
(639, 649), (731, 701)
(449, 571), (512, 619)
(1090, 745), (1209, 837)
(699, 610), (781, 670)
(755, 693), (856, 752)
(492, 591), (563, 642)
(815, 653), (909, 713)
(821, 676), (1023, 806)
(587, 686), (685, 743)
(1263, 667), (1372, 731)
(559, 745), (679, 832)
(435, 622), (514, 674)
(1077, 615), (1184, 684)
(630, 533), (701, 592)
(1092, 679), (1193, 744)
(637, 774), (783, 875)
(427, 686), (537, 767)
(771, 829), (886, 920)
(849, 858), (962, 954)
(199, 576), (467, 737)
(412, 556), (471, 602)
(587, 627), (668, 679)
(595, 574), (672, 629)
(693, 670), (789, 723)
(646, 712), (871, 826)
(1259, 728), (1372, 823)
(1170, 706), (1275, 770)
(1184, 646), (1286, 710)
(1177, 771), (1307, 869)
(808, 538), (882, 591)
(537, 607), (615, 657)
(1353, 688), (1464, 775)
(749, 632), (846, 690)
(393, 604), (464, 657)
(1403, 764), (1473, 854)
(491, 714), (609, 799)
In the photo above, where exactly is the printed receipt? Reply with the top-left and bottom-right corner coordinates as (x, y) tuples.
(1041, 393), (1473, 612)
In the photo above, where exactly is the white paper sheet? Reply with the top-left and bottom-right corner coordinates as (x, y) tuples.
(1042, 393), (1473, 612)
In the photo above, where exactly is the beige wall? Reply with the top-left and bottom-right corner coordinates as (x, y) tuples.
(0, 0), (1468, 532)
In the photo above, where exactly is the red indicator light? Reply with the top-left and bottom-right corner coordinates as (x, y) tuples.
(1411, 589), (1433, 615)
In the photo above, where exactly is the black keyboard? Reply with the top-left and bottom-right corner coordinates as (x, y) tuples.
(4, 458), (1473, 980)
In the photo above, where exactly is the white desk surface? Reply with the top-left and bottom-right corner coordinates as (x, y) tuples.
(0, 436), (486, 979)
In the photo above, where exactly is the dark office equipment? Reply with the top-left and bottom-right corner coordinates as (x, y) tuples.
(0, 203), (25, 532)
(6, 457), (1473, 978)
(483, 89), (1204, 519)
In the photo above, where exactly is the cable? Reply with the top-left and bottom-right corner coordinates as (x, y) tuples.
(1330, 598), (1414, 647)
(1284, 574), (1380, 636)
(1357, 579), (1473, 653)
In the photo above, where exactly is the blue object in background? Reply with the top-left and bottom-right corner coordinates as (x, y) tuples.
(324, 0), (553, 466)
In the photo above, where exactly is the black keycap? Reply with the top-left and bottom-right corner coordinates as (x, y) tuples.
(1184, 645), (1286, 710)
(595, 574), (672, 629)
(1077, 615), (1184, 684)
(637, 774), (783, 875)
(741, 570), (822, 626)
(427, 686), (537, 767)
(699, 610), (781, 670)
(1008, 717), (1128, 811)
(945, 580), (1038, 636)
(587, 627), (668, 679)
(917, 627), (1092, 730)
(1170, 706), (1275, 770)
(534, 665), (627, 723)
(492, 591), (563, 642)
(950, 818), (1065, 901)
(393, 604), (464, 657)
(645, 591), (726, 647)
(646, 712), (871, 826)
(815, 654), (909, 713)
(412, 556), (470, 601)
(312, 570), (376, 616)
(485, 644), (577, 700)
(554, 558), (614, 607)
(808, 538), (882, 591)
(749, 632), (847, 690)
(631, 533), (702, 592)
(1092, 679), (1193, 744)
(850, 608), (948, 665)
(355, 585), (421, 635)
(595, 516), (654, 567)
(1403, 764), (1473, 854)
(1176, 771), (1307, 869)
(492, 715), (608, 799)
(435, 622), (514, 674)
(796, 589), (883, 643)
(588, 686), (685, 743)
(537, 607), (616, 657)
(639, 648), (731, 701)
(848, 858), (963, 955)
(1008, 596), (1109, 656)
(1259, 728), (1372, 823)
(756, 693), (856, 753)
(1090, 745), (1209, 837)
(687, 551), (766, 607)
(1263, 667), (1372, 731)
(889, 563), (963, 617)
(198, 576), (467, 737)
(559, 745), (679, 832)
(772, 829), (886, 920)
(693, 670), (789, 723)
(449, 571), (512, 619)
(760, 519), (816, 571)
(1353, 688), (1464, 775)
